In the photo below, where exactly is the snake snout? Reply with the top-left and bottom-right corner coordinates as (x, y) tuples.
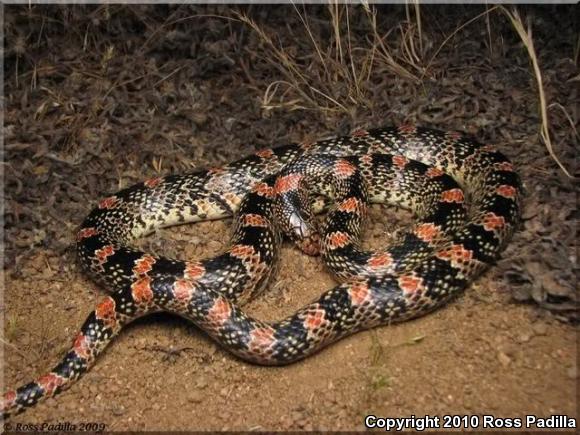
(288, 211), (320, 256)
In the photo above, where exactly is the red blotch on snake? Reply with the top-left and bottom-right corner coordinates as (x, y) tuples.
(414, 223), (441, 242)
(398, 274), (424, 294)
(482, 213), (506, 231)
(392, 155), (409, 168)
(274, 174), (303, 194)
(76, 227), (98, 241)
(367, 252), (393, 269)
(207, 298), (232, 327)
(73, 332), (91, 360)
(441, 188), (465, 203)
(133, 255), (156, 275)
(98, 196), (120, 209)
(173, 279), (195, 303)
(38, 373), (65, 396)
(436, 244), (473, 266)
(248, 327), (276, 352)
(348, 281), (372, 306)
(95, 245), (115, 265)
(131, 276), (154, 304)
(326, 232), (351, 249)
(144, 177), (162, 188)
(303, 308), (328, 331)
(337, 197), (363, 213)
(184, 262), (205, 281)
(497, 185), (516, 198)
(334, 159), (357, 177)
(95, 297), (117, 328)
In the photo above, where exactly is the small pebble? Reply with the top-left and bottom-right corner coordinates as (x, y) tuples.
(112, 405), (126, 416)
(208, 240), (222, 251)
(532, 322), (548, 336)
(196, 378), (208, 389)
(517, 333), (531, 343)
(187, 391), (203, 403)
(498, 351), (511, 367)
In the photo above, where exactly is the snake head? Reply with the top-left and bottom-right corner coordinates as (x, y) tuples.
(287, 210), (321, 256)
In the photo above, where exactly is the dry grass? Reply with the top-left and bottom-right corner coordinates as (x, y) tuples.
(364, 3), (424, 83)
(423, 6), (499, 79)
(235, 4), (424, 116)
(235, 8), (363, 115)
(236, 4), (573, 177)
(500, 6), (573, 178)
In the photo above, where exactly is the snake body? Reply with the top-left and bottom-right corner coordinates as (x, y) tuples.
(2, 125), (521, 417)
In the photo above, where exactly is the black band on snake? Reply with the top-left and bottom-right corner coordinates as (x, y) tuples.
(1, 125), (521, 418)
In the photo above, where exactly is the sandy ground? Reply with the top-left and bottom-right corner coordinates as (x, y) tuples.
(3, 212), (578, 431)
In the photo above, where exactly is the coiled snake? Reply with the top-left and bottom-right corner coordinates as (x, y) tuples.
(2, 125), (521, 417)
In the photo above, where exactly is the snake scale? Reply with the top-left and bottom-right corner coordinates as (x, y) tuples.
(2, 125), (521, 417)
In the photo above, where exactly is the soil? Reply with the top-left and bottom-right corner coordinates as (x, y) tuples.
(2, 4), (578, 432)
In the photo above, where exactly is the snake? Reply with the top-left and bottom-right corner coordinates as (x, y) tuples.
(1, 125), (521, 418)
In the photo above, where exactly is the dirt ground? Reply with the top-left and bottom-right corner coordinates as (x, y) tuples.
(3, 4), (578, 432)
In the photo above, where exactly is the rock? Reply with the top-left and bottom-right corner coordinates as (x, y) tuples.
(291, 407), (309, 429)
(532, 322), (548, 336)
(195, 377), (208, 389)
(497, 351), (511, 367)
(187, 391), (203, 403)
(517, 333), (532, 343)
(112, 405), (126, 416)
(207, 240), (222, 251)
